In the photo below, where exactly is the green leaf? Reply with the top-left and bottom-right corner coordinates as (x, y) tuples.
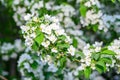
(80, 4), (87, 17)
(34, 32), (44, 45)
(60, 57), (66, 68)
(58, 35), (66, 41)
(57, 43), (70, 49)
(91, 53), (100, 60)
(76, 51), (85, 58)
(35, 28), (41, 35)
(93, 24), (98, 32)
(100, 57), (112, 64)
(84, 67), (91, 78)
(72, 38), (78, 48)
(31, 61), (38, 69)
(101, 50), (116, 55)
(31, 42), (39, 51)
(111, 0), (115, 3)
(96, 61), (106, 73)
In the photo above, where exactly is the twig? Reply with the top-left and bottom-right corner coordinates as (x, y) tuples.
(0, 75), (7, 80)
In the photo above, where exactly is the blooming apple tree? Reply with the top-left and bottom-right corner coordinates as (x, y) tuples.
(0, 0), (120, 80)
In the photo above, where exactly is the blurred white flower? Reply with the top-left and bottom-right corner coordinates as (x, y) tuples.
(41, 41), (50, 48)
(51, 48), (58, 53)
(67, 45), (75, 56)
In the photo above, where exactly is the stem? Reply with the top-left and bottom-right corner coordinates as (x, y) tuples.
(9, 59), (16, 77)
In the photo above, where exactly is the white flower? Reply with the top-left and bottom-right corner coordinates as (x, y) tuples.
(24, 13), (32, 21)
(13, 0), (20, 5)
(45, 34), (57, 43)
(51, 16), (59, 23)
(40, 24), (52, 35)
(51, 48), (58, 53)
(2, 55), (9, 61)
(1, 43), (14, 53)
(47, 64), (58, 72)
(18, 53), (31, 67)
(43, 55), (53, 64)
(20, 25), (30, 32)
(41, 41), (50, 48)
(45, 1), (54, 10)
(25, 37), (33, 46)
(64, 17), (75, 27)
(65, 36), (72, 43)
(64, 72), (74, 80)
(85, 58), (91, 66)
(49, 23), (60, 30)
(44, 15), (51, 20)
(55, 29), (66, 36)
(78, 64), (86, 70)
(24, 77), (32, 80)
(94, 47), (101, 52)
(84, 1), (91, 7)
(67, 45), (75, 56)
(10, 53), (17, 58)
(30, 32), (36, 38)
(24, 62), (30, 70)
(14, 39), (24, 52)
(33, 17), (39, 22)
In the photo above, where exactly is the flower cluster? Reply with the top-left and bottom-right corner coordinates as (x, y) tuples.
(20, 14), (120, 79)
(80, 0), (108, 32)
(18, 53), (59, 80)
(21, 15), (76, 61)
(80, 0), (120, 34)
(0, 39), (25, 61)
(107, 38), (120, 73)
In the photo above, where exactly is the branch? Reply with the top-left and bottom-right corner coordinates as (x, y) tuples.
(0, 75), (7, 80)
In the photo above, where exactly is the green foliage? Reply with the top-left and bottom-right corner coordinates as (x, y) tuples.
(31, 42), (39, 51)
(80, 4), (87, 17)
(57, 43), (70, 49)
(91, 53), (100, 61)
(101, 50), (116, 55)
(31, 61), (38, 69)
(84, 67), (91, 78)
(111, 0), (115, 3)
(34, 32), (44, 46)
(72, 38), (78, 48)
(60, 57), (66, 68)
(100, 57), (112, 64)
(96, 60), (106, 73)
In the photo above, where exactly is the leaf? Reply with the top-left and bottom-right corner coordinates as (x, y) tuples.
(31, 42), (39, 51)
(93, 24), (98, 32)
(96, 64), (104, 73)
(57, 43), (70, 49)
(58, 35), (66, 40)
(76, 51), (85, 58)
(100, 57), (112, 64)
(101, 50), (116, 55)
(84, 67), (91, 78)
(111, 0), (115, 3)
(91, 53), (100, 60)
(72, 38), (78, 48)
(35, 28), (42, 35)
(31, 61), (38, 69)
(96, 61), (106, 73)
(60, 57), (66, 68)
(80, 4), (87, 17)
(34, 32), (44, 45)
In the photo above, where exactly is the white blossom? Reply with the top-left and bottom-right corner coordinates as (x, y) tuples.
(51, 48), (58, 53)
(41, 41), (50, 48)
(67, 45), (75, 56)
